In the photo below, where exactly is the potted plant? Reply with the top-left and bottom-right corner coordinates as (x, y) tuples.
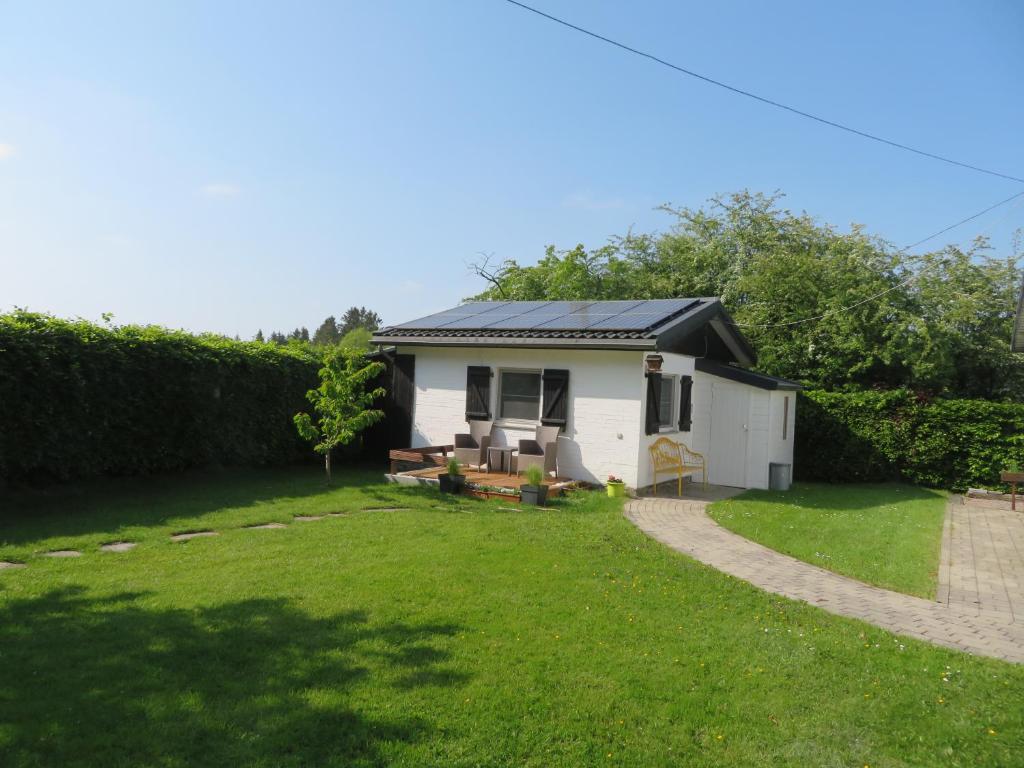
(519, 465), (548, 506)
(439, 457), (465, 494)
(606, 475), (626, 498)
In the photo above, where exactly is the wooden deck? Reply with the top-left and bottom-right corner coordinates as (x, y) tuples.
(390, 465), (575, 493)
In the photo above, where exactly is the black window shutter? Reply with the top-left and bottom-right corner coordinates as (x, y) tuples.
(644, 372), (662, 435)
(541, 369), (569, 429)
(678, 375), (693, 431)
(465, 366), (491, 421)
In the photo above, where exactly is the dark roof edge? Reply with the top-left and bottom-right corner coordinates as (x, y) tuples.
(370, 335), (656, 351)
(1013, 277), (1024, 353)
(694, 358), (803, 391)
(653, 300), (757, 367)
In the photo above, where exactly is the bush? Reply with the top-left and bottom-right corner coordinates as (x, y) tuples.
(0, 311), (322, 483)
(795, 390), (1024, 490)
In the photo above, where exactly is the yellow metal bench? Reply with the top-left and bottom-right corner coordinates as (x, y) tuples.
(648, 436), (707, 496)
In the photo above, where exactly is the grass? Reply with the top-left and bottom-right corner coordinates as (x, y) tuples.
(708, 483), (948, 598)
(1, 467), (1020, 767)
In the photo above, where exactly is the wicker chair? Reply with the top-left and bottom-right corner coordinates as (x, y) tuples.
(517, 425), (560, 477)
(648, 436), (707, 496)
(453, 420), (493, 469)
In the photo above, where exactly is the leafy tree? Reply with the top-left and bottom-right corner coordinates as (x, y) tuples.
(294, 346), (386, 483)
(339, 326), (374, 351)
(472, 191), (1023, 398)
(338, 307), (382, 336)
(312, 316), (340, 346)
(254, 329), (265, 343)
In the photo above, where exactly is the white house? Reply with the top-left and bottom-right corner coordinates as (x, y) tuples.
(371, 299), (800, 490)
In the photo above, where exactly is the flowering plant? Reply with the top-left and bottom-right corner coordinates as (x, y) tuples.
(607, 475), (624, 484)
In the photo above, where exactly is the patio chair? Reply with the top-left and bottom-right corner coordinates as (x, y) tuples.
(648, 437), (707, 496)
(517, 425), (560, 477)
(453, 420), (493, 470)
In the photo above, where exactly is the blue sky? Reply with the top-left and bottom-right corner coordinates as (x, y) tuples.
(2, 0), (1022, 337)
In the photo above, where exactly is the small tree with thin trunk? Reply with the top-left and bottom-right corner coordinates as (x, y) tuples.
(294, 346), (386, 483)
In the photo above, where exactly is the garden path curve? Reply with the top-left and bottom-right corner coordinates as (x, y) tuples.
(625, 496), (1024, 664)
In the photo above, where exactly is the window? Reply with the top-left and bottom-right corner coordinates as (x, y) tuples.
(782, 396), (790, 440)
(657, 376), (675, 428)
(499, 370), (542, 421)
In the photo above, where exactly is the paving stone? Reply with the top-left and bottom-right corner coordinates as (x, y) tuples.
(0, 561), (27, 569)
(170, 530), (219, 542)
(100, 542), (137, 553)
(625, 493), (1024, 664)
(245, 523), (287, 529)
(293, 515), (325, 522)
(361, 507), (410, 512)
(42, 550), (81, 558)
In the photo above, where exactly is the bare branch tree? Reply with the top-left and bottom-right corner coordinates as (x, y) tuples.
(467, 251), (511, 298)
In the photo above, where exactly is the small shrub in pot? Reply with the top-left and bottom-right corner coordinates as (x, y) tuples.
(520, 464), (548, 506)
(439, 457), (465, 494)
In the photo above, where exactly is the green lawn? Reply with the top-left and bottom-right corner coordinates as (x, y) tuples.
(1, 468), (1020, 767)
(708, 483), (948, 598)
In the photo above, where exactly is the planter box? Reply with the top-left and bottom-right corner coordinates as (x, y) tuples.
(463, 487), (520, 503)
(438, 473), (465, 494)
(606, 481), (626, 498)
(520, 484), (548, 506)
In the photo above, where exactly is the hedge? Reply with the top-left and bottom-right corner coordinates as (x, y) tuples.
(795, 390), (1024, 490)
(0, 311), (321, 483)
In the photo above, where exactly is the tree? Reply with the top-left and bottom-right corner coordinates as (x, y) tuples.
(254, 329), (265, 343)
(470, 191), (1024, 398)
(338, 306), (382, 336)
(339, 326), (374, 351)
(312, 316), (340, 346)
(294, 346), (386, 483)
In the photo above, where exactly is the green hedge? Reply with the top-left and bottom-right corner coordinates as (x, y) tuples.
(795, 390), (1024, 490)
(0, 312), (321, 483)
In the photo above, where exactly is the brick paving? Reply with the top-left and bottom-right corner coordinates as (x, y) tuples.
(625, 494), (1024, 664)
(939, 495), (1024, 623)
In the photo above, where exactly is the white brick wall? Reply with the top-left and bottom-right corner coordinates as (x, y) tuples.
(399, 345), (647, 486)
(396, 344), (795, 490)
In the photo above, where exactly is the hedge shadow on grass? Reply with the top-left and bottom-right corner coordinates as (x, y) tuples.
(0, 466), (390, 546)
(0, 587), (468, 767)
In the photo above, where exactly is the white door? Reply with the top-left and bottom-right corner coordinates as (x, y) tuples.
(708, 382), (749, 487)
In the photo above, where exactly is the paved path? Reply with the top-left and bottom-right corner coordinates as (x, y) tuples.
(625, 496), (1024, 664)
(939, 495), (1024, 622)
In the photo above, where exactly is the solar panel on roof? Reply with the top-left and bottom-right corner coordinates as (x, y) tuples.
(588, 313), (668, 330)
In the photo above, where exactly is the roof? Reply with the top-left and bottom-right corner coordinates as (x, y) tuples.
(694, 359), (803, 391)
(372, 298), (758, 366)
(1014, 278), (1024, 353)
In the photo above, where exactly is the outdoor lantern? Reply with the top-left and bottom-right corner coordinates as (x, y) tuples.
(645, 354), (664, 373)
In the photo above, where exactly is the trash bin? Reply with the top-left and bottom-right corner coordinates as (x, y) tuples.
(769, 463), (792, 491)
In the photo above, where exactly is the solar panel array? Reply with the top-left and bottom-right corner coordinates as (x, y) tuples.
(391, 299), (703, 333)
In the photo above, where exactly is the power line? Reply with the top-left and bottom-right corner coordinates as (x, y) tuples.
(503, 0), (1024, 185)
(729, 189), (1024, 328)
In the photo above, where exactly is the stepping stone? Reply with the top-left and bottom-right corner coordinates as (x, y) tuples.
(326, 512), (349, 517)
(293, 515), (325, 522)
(244, 523), (287, 530)
(0, 561), (27, 570)
(170, 530), (219, 542)
(362, 507), (410, 512)
(100, 541), (136, 553)
(43, 550), (81, 558)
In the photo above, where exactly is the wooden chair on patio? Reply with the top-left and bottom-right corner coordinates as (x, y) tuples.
(648, 436), (707, 496)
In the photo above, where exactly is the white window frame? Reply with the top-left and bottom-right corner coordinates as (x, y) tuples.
(657, 374), (677, 432)
(496, 367), (543, 426)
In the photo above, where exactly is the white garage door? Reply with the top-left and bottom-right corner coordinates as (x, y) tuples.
(708, 381), (749, 487)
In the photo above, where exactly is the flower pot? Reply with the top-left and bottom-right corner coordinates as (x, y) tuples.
(520, 484), (548, 506)
(438, 473), (465, 494)
(606, 481), (626, 498)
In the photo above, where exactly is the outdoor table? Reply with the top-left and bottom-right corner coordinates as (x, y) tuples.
(487, 446), (518, 475)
